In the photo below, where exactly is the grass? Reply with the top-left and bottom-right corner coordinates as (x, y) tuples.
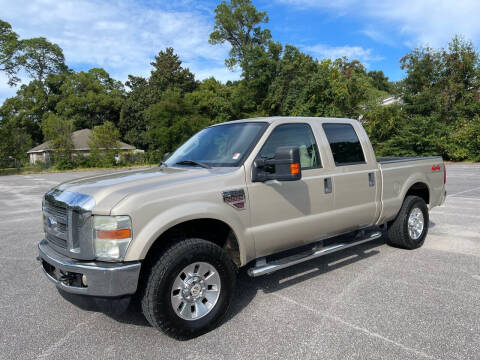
(0, 164), (155, 176)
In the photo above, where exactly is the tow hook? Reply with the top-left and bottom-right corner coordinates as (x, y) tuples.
(58, 272), (76, 284)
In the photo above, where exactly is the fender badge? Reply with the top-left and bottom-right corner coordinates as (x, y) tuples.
(222, 189), (246, 210)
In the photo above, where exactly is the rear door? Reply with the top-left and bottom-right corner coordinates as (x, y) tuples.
(321, 122), (379, 231)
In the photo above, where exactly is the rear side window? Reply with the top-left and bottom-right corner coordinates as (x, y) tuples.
(322, 123), (366, 166)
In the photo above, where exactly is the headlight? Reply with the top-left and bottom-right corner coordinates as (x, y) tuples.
(93, 215), (132, 261)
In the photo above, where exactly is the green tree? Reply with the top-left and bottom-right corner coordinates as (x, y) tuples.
(0, 79), (51, 144)
(41, 113), (74, 167)
(209, 0), (271, 69)
(18, 37), (67, 82)
(448, 115), (480, 161)
(0, 19), (21, 86)
(367, 70), (392, 93)
(119, 48), (197, 150)
(0, 118), (33, 167)
(261, 44), (316, 116)
(240, 40), (282, 113)
(186, 77), (235, 123)
(149, 47), (197, 93)
(88, 121), (121, 166)
(397, 36), (480, 160)
(144, 89), (209, 160)
(119, 75), (152, 149)
(55, 68), (125, 129)
(362, 104), (406, 155)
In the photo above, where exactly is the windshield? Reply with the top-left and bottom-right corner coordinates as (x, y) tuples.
(165, 122), (268, 167)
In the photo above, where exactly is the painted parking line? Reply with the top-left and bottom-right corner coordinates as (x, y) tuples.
(448, 185), (480, 197)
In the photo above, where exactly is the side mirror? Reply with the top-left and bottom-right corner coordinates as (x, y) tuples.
(163, 152), (171, 161)
(252, 146), (302, 182)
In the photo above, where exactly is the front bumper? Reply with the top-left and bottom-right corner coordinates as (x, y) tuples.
(38, 239), (141, 297)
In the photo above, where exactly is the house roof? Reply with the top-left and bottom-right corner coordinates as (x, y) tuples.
(27, 129), (136, 153)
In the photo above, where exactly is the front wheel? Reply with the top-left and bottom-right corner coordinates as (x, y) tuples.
(141, 238), (236, 339)
(387, 195), (429, 249)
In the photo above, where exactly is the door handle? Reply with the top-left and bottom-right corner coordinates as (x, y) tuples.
(368, 172), (375, 187)
(324, 177), (332, 194)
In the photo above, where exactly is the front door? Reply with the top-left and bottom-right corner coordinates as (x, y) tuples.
(246, 123), (335, 257)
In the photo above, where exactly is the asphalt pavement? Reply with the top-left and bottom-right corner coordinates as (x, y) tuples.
(0, 165), (478, 360)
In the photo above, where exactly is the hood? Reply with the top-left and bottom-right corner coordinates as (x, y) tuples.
(55, 166), (238, 214)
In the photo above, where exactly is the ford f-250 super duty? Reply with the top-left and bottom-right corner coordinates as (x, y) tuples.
(38, 117), (446, 339)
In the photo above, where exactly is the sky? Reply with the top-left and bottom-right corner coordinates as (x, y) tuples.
(2, 0), (480, 104)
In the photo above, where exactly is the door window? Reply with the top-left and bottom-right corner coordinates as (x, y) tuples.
(322, 123), (366, 166)
(258, 123), (321, 170)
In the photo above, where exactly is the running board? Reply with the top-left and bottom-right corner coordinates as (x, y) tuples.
(248, 231), (383, 277)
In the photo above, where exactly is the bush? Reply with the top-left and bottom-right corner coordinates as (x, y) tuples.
(54, 158), (75, 170)
(31, 160), (51, 172)
(0, 168), (22, 175)
(119, 151), (147, 166)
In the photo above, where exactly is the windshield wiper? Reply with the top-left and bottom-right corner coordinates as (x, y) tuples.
(175, 160), (211, 169)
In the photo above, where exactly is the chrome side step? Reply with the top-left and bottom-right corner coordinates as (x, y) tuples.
(248, 231), (382, 277)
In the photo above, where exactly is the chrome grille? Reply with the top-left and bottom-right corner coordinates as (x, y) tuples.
(42, 189), (96, 260)
(43, 200), (68, 250)
(46, 233), (67, 249)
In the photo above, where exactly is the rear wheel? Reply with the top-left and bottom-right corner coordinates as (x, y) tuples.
(141, 238), (236, 339)
(387, 195), (429, 249)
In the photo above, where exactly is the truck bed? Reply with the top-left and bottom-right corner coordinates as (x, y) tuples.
(376, 155), (445, 224)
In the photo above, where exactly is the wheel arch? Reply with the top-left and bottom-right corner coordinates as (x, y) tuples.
(404, 181), (430, 204)
(142, 218), (242, 269)
(124, 202), (248, 267)
(386, 180), (431, 225)
(378, 170), (432, 225)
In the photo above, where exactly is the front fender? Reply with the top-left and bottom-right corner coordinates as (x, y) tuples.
(123, 201), (253, 266)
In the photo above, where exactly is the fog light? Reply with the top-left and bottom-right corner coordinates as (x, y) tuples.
(81, 274), (88, 287)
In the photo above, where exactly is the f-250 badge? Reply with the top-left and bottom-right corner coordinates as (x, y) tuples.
(222, 189), (246, 210)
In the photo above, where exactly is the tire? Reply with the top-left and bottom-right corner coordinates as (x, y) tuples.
(141, 238), (236, 339)
(386, 195), (429, 249)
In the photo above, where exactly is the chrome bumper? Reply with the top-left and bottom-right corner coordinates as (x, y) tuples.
(38, 239), (141, 297)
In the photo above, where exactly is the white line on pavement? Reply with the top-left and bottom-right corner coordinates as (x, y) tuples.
(271, 293), (441, 360)
(449, 186), (480, 196)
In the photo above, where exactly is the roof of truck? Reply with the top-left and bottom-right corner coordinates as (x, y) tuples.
(212, 116), (358, 126)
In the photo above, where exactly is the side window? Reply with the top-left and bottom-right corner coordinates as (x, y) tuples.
(322, 123), (366, 166)
(258, 123), (321, 170)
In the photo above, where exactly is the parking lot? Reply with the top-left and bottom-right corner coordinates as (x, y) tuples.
(0, 164), (479, 360)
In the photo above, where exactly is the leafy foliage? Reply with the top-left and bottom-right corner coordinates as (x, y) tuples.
(2, 5), (480, 170)
(368, 70), (393, 93)
(0, 118), (33, 167)
(364, 36), (480, 160)
(88, 121), (121, 167)
(119, 48), (199, 153)
(18, 37), (67, 82)
(209, 0), (271, 69)
(55, 68), (125, 129)
(41, 113), (74, 168)
(0, 20), (21, 86)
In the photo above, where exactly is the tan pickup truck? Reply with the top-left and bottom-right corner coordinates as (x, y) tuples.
(38, 117), (446, 339)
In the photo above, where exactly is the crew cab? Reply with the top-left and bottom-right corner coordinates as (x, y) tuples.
(38, 117), (446, 339)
